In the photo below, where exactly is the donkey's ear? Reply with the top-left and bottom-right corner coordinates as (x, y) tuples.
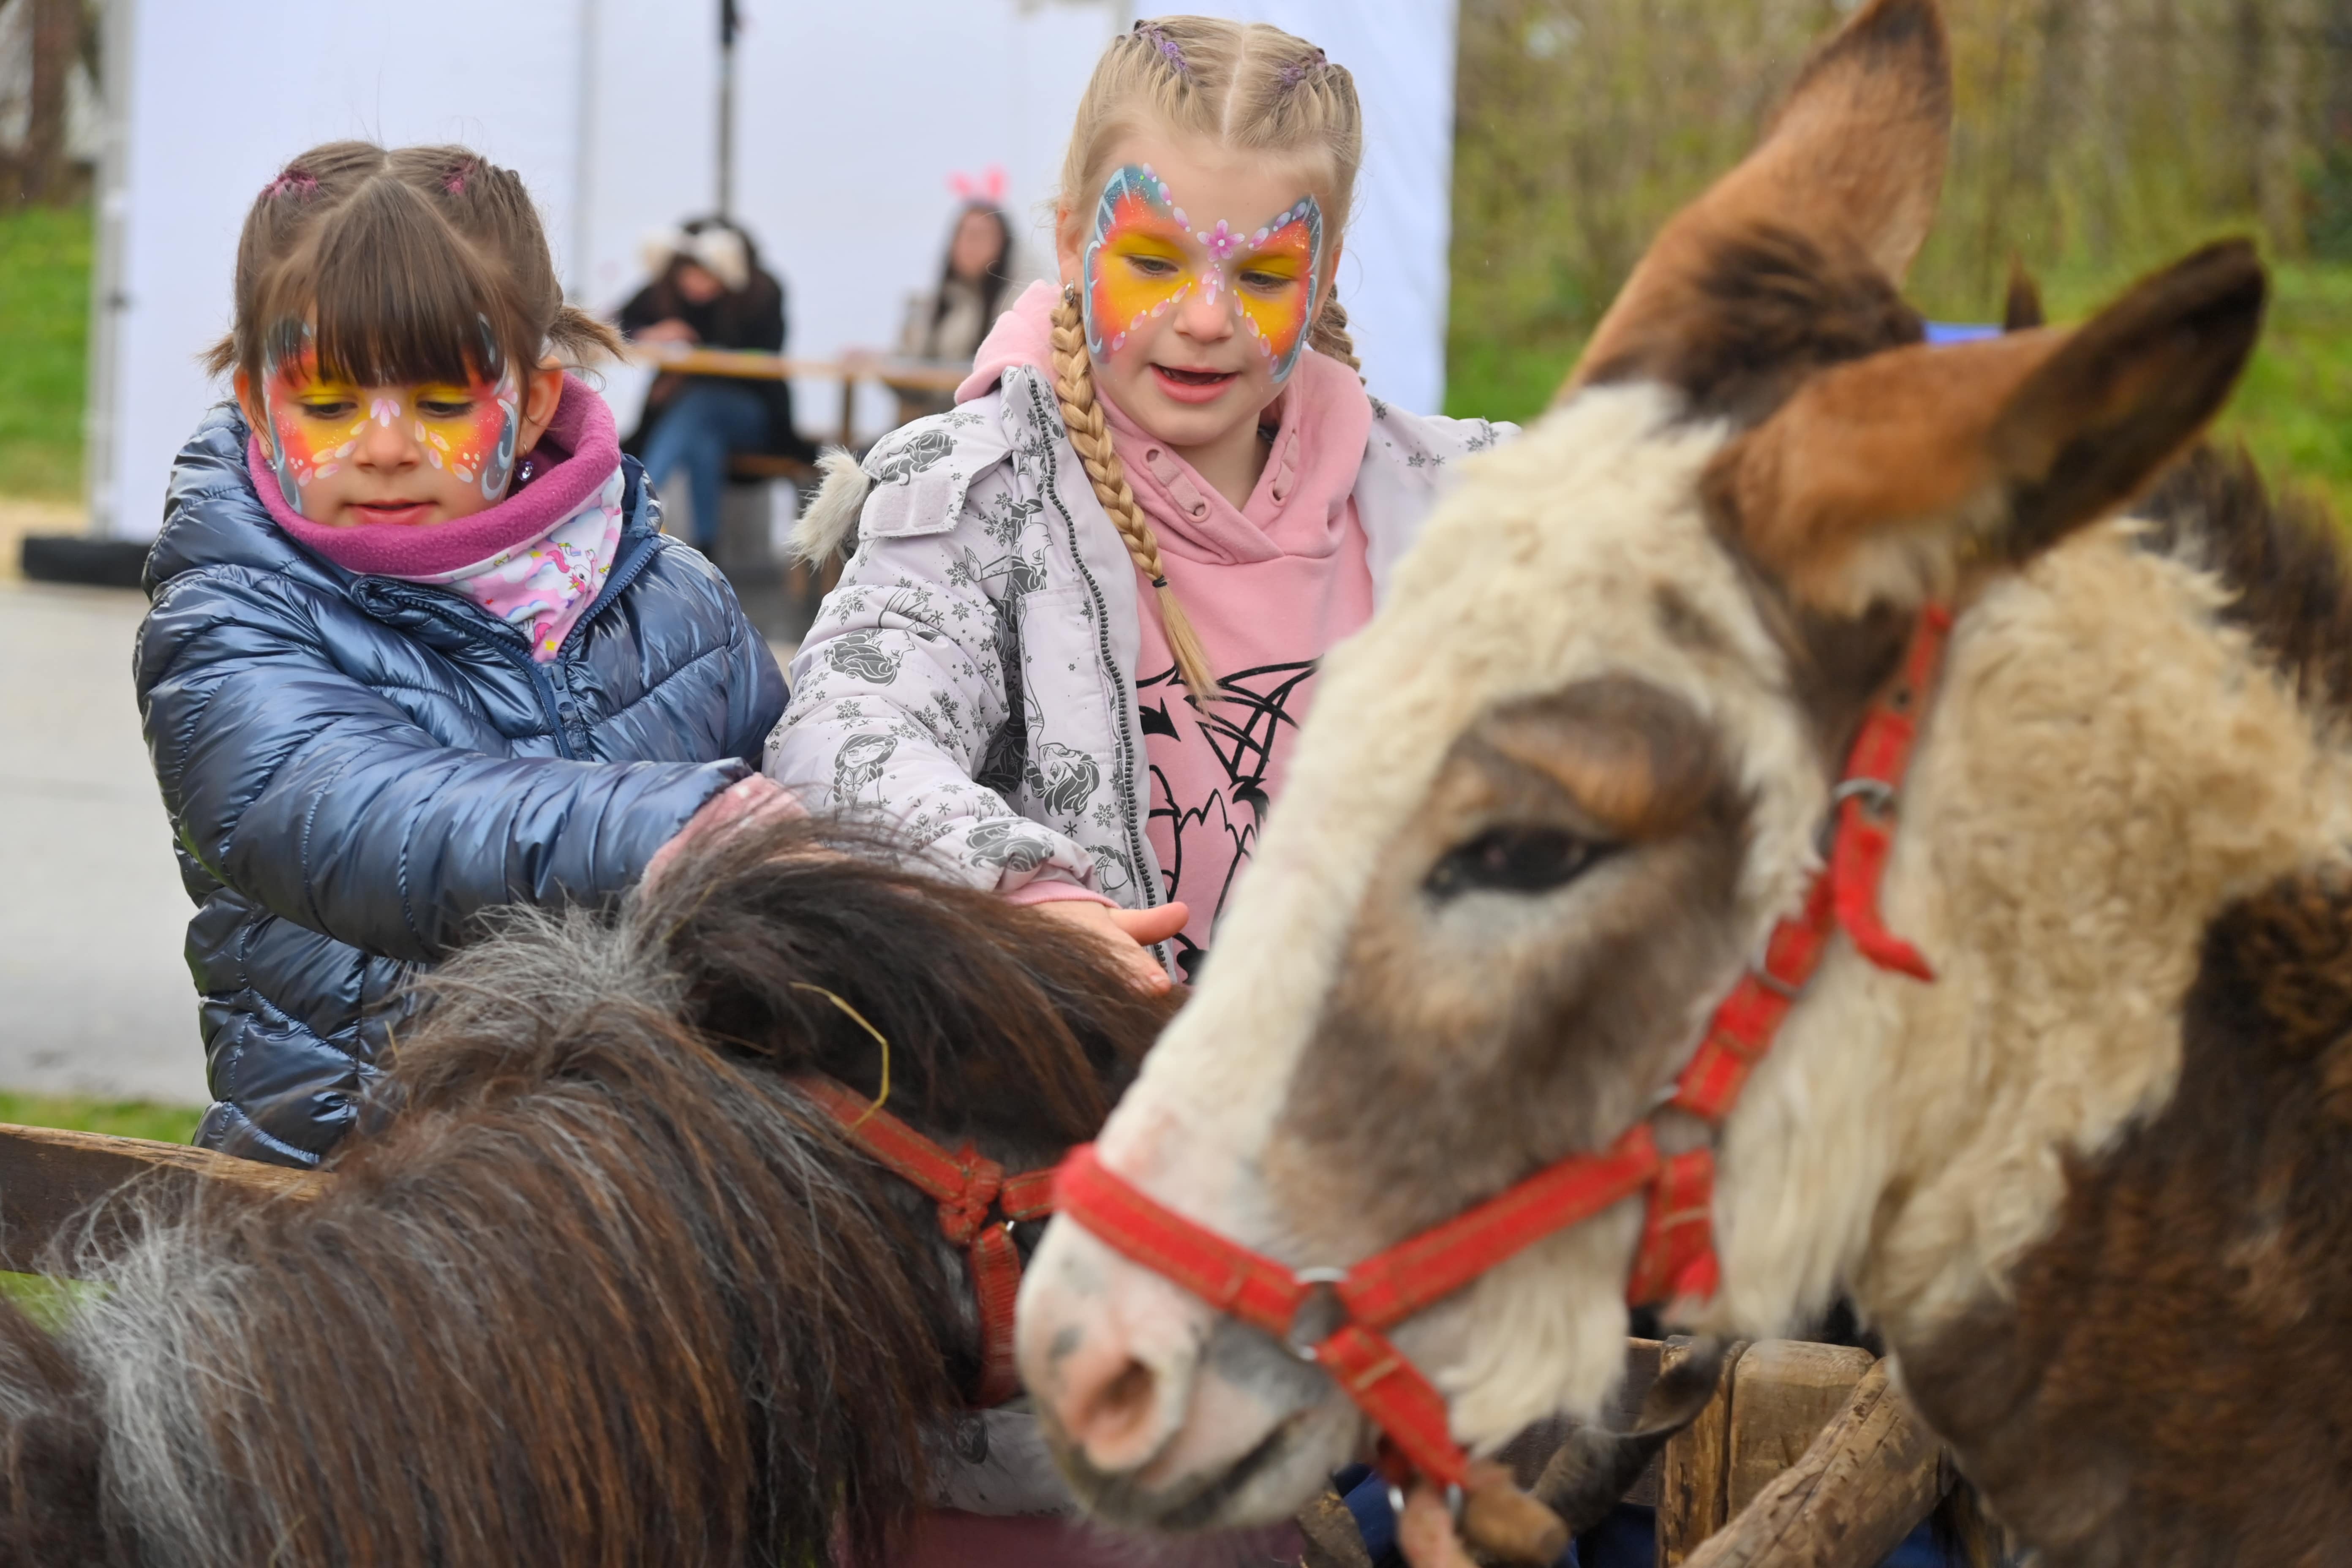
(1707, 241), (2267, 614)
(1564, 0), (1952, 419)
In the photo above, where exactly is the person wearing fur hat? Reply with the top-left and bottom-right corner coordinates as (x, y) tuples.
(618, 216), (817, 547)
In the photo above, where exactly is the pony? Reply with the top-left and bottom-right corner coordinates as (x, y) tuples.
(0, 820), (1183, 1567)
(1013, 2), (2352, 1563)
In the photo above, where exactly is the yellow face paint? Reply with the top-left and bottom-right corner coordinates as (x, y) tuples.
(1081, 164), (1326, 384)
(261, 335), (521, 517)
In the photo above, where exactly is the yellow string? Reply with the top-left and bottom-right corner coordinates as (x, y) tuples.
(792, 983), (890, 1125)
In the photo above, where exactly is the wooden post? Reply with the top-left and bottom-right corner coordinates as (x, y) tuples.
(1725, 1339), (1877, 1514)
(1680, 1359), (1944, 1568)
(1656, 1337), (1749, 1565)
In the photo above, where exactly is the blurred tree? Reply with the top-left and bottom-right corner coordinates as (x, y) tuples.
(0, 0), (91, 207)
(1451, 0), (2345, 357)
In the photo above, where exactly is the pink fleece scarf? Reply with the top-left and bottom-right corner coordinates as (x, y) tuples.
(251, 375), (626, 660)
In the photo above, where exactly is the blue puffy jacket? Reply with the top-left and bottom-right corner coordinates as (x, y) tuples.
(135, 405), (787, 1165)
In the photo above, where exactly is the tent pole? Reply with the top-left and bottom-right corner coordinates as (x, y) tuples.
(717, 0), (738, 219)
(83, 0), (137, 539)
(570, 0), (600, 302)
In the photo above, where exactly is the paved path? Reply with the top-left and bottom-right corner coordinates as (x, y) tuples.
(0, 577), (210, 1107)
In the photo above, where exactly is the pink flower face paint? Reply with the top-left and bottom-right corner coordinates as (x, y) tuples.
(259, 338), (520, 518)
(1081, 164), (1326, 385)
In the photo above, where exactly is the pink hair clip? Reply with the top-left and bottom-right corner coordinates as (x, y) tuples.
(262, 168), (318, 201)
(1277, 49), (1327, 90)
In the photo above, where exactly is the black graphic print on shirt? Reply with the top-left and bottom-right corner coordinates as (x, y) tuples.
(1135, 657), (1318, 983)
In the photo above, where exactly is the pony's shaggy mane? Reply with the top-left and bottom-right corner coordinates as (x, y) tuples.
(0, 820), (1173, 1568)
(2137, 443), (2352, 721)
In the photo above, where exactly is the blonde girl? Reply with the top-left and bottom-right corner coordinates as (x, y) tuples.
(769, 18), (1511, 990)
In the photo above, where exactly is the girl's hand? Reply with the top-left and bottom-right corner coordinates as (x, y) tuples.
(1034, 898), (1190, 995)
(644, 775), (803, 892)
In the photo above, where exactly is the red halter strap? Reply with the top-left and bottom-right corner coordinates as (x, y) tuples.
(797, 1076), (1059, 1407)
(1053, 603), (1955, 1492)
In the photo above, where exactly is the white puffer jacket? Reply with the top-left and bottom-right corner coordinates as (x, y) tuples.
(764, 357), (1513, 916)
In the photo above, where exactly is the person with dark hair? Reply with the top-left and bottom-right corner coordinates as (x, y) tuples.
(137, 142), (791, 1168)
(619, 218), (816, 547)
(890, 201), (1022, 423)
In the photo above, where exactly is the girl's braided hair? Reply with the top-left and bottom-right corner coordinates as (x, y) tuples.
(1051, 16), (1362, 710)
(205, 142), (620, 397)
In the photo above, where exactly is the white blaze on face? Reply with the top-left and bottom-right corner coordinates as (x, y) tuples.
(1076, 386), (1831, 1428)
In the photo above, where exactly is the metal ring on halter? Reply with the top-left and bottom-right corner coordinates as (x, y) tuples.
(1831, 776), (1897, 815)
(1284, 1268), (1350, 1362)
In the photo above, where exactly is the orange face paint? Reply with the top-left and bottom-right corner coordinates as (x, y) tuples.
(1081, 164), (1326, 384)
(261, 333), (521, 518)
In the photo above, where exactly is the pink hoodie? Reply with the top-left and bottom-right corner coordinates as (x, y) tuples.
(961, 282), (1374, 980)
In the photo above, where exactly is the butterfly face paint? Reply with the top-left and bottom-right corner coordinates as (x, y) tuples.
(1082, 163), (1326, 385)
(260, 328), (522, 519)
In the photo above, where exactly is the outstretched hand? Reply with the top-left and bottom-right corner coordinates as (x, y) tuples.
(643, 774), (803, 893)
(1033, 898), (1190, 995)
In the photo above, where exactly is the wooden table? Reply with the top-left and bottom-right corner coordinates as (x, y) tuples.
(629, 345), (969, 449)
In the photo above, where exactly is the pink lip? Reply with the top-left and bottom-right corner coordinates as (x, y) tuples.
(1150, 365), (1239, 406)
(351, 502), (434, 527)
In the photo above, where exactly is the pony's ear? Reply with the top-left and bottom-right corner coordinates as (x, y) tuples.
(1704, 240), (2267, 614)
(1563, 0), (1952, 418)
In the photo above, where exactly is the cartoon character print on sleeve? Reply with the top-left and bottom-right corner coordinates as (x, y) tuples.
(869, 425), (956, 485)
(833, 732), (898, 806)
(966, 819), (1057, 873)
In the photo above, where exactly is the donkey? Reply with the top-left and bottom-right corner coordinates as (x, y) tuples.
(0, 821), (1198, 1568)
(1014, 2), (2352, 1563)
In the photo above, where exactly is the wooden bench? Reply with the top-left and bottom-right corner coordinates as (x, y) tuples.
(0, 1122), (1950, 1565)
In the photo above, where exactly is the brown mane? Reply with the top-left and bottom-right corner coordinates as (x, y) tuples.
(2137, 444), (2352, 720)
(0, 820), (1172, 1568)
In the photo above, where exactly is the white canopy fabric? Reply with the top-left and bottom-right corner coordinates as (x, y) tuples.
(87, 0), (1458, 538)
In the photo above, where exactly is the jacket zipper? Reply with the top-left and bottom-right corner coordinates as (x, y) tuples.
(1021, 376), (1168, 953)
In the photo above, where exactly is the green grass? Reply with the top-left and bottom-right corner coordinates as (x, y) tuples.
(0, 1091), (202, 1146)
(0, 202), (91, 500)
(1447, 256), (2352, 522)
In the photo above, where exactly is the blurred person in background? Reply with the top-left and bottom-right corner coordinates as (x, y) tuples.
(889, 172), (1024, 422)
(619, 218), (816, 546)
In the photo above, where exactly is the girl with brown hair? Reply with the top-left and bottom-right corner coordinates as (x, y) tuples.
(770, 18), (1512, 989)
(135, 141), (790, 1167)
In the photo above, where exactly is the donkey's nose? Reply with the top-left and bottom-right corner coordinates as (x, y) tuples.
(1018, 1221), (1205, 1475)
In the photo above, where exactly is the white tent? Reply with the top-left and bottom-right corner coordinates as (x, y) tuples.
(83, 0), (1460, 539)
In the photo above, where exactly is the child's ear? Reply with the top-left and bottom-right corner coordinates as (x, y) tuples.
(517, 354), (565, 453)
(232, 368), (272, 458)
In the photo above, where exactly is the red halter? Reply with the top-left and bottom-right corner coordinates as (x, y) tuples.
(1053, 604), (1955, 1491)
(797, 1075), (1059, 1407)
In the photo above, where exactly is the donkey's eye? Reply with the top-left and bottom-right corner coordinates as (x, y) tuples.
(1426, 827), (1612, 901)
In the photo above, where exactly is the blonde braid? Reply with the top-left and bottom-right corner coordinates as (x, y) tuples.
(1309, 290), (1361, 374)
(1048, 286), (1220, 709)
